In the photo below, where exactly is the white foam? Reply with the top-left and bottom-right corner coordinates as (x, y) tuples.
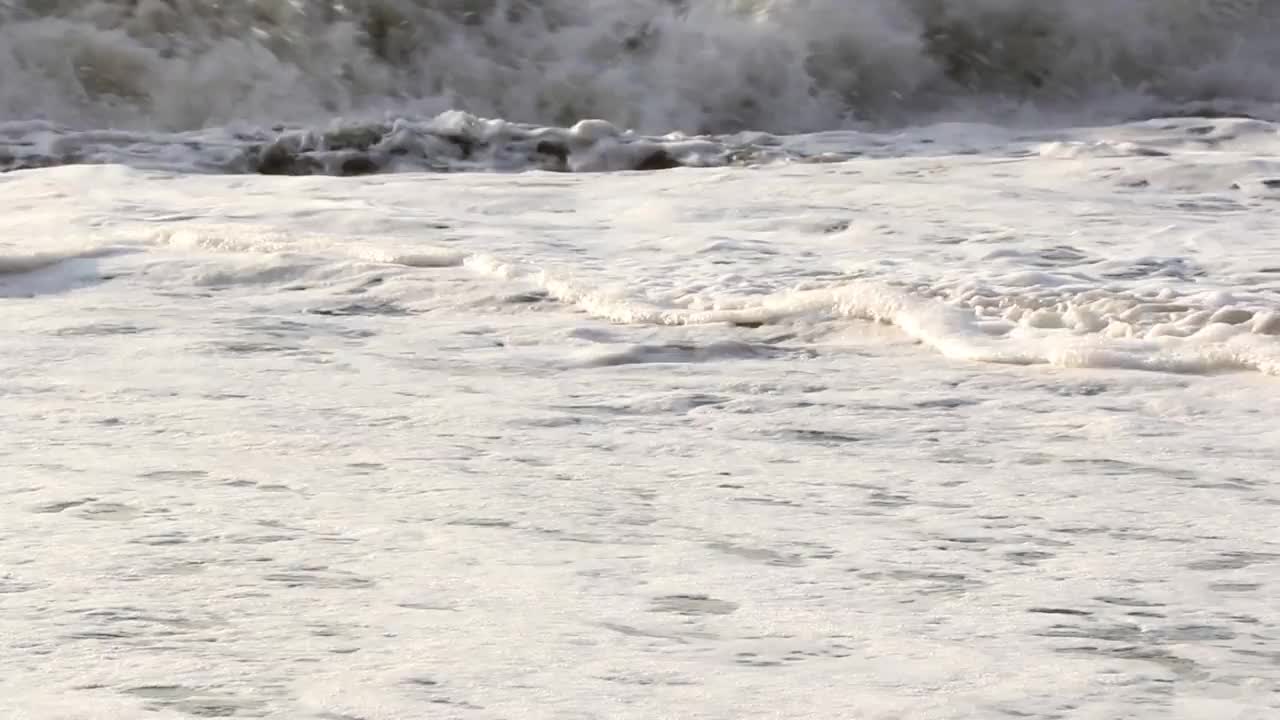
(5, 121), (1280, 720)
(462, 247), (1280, 376)
(152, 225), (463, 269)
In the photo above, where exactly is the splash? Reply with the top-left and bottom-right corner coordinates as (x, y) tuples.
(2, 0), (1277, 135)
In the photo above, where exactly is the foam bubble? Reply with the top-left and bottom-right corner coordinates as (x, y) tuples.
(464, 253), (1280, 376)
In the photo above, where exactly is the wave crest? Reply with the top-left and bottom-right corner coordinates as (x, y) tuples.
(2, 1), (1278, 134)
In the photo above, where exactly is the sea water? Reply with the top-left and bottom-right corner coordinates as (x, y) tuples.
(2, 2), (1279, 718)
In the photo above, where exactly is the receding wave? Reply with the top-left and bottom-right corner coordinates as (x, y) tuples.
(2, 0), (1278, 138)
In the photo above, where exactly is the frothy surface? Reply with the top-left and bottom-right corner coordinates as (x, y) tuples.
(3, 6), (1280, 718)
(4, 140), (1279, 716)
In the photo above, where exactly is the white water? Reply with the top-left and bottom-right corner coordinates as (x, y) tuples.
(3, 0), (1280, 135)
(3, 2), (1280, 718)
(4, 114), (1280, 718)
(5, 0), (1280, 176)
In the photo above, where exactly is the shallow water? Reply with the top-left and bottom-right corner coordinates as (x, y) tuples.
(4, 113), (1280, 717)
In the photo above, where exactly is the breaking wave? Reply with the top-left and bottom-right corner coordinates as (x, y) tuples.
(2, 0), (1278, 136)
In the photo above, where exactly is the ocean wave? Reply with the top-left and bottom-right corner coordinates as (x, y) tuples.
(0, 113), (778, 174)
(2, 0), (1278, 137)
